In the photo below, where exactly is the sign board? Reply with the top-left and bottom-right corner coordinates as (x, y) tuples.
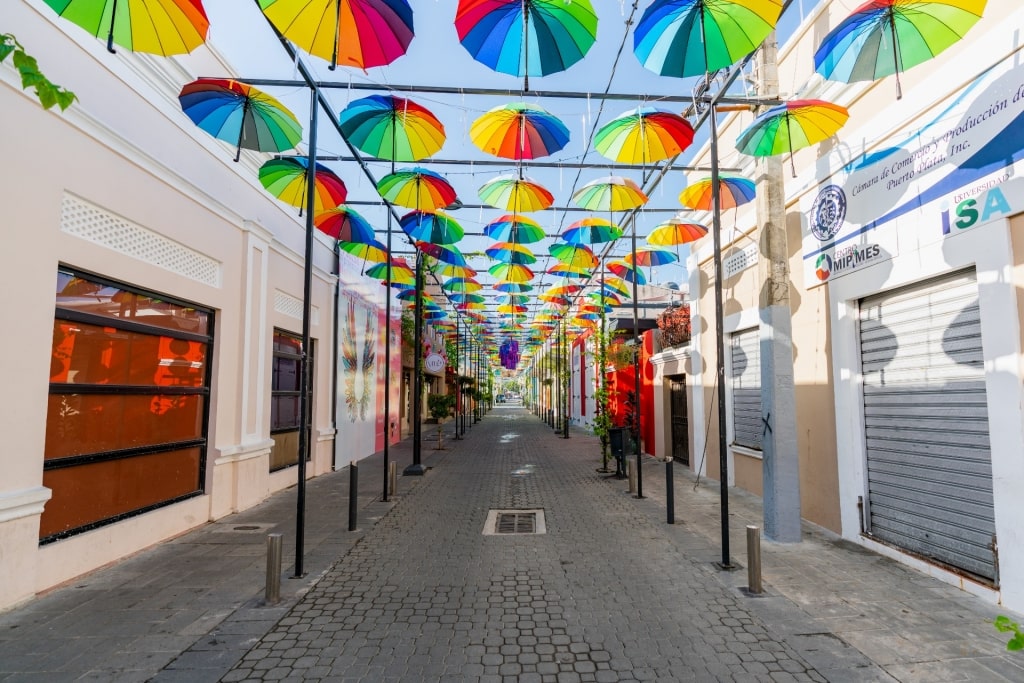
(424, 353), (446, 374)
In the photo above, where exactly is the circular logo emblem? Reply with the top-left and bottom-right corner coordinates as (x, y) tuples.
(424, 352), (446, 373)
(815, 254), (833, 281)
(810, 185), (847, 241)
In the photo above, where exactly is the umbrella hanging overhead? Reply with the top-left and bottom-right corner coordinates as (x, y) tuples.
(736, 99), (850, 175)
(178, 78), (302, 162)
(378, 167), (457, 211)
(494, 281), (534, 293)
(548, 243), (599, 270)
(470, 102), (570, 160)
(572, 176), (649, 212)
(496, 293), (530, 304)
(608, 260), (647, 285)
(679, 175), (755, 211)
(602, 277), (632, 298)
(633, 0), (783, 78)
(547, 263), (593, 279)
(338, 238), (389, 274)
(314, 205), (377, 242)
(400, 210), (464, 245)
(647, 218), (709, 246)
(561, 217), (623, 245)
(626, 247), (679, 267)
(594, 106), (695, 164)
(258, 0), (414, 70)
(814, 0), (987, 100)
(448, 292), (486, 304)
(435, 263), (478, 278)
(366, 257), (414, 284)
(486, 242), (538, 265)
(443, 277), (482, 293)
(43, 0), (210, 56)
(489, 263), (535, 283)
(417, 241), (467, 266)
(339, 94), (445, 161)
(455, 0), (598, 87)
(484, 214), (547, 243)
(259, 157), (348, 214)
(479, 175), (554, 212)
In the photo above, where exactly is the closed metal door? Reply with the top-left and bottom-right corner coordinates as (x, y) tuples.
(670, 376), (689, 465)
(859, 269), (997, 582)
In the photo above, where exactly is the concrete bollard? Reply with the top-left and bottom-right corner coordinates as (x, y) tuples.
(265, 533), (282, 604)
(627, 459), (636, 494)
(746, 525), (763, 594)
(388, 462), (398, 498)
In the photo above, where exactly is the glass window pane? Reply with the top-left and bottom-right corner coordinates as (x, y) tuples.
(271, 395), (300, 431)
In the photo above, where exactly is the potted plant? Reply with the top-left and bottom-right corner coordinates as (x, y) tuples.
(427, 393), (456, 450)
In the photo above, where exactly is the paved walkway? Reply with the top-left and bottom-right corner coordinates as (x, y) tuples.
(1, 406), (1022, 682)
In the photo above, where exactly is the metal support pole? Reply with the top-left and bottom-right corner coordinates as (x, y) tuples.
(554, 323), (561, 433)
(666, 458), (675, 524)
(265, 533), (282, 604)
(454, 316), (462, 441)
(562, 320), (570, 439)
(404, 253), (426, 476)
(348, 461), (358, 531)
(630, 217), (644, 500)
(747, 526), (763, 594)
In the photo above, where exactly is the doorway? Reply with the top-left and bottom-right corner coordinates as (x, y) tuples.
(669, 376), (689, 465)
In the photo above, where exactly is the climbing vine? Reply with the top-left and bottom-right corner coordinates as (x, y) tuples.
(2, 34), (76, 111)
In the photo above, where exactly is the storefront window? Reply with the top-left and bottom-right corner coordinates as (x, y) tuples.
(270, 330), (311, 471)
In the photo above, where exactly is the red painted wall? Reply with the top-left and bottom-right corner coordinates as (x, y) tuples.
(603, 330), (656, 456)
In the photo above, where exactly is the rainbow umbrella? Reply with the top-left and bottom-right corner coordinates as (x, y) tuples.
(435, 263), (478, 278)
(547, 283), (583, 296)
(470, 102), (569, 160)
(338, 238), (388, 274)
(608, 260), (647, 285)
(679, 176), (755, 211)
(456, 301), (487, 311)
(178, 78), (302, 162)
(633, 0), (783, 78)
(626, 247), (679, 267)
(589, 290), (622, 305)
(496, 293), (530, 304)
(400, 210), (464, 245)
(562, 217), (622, 245)
(548, 243), (598, 270)
(259, 157), (347, 214)
(647, 218), (709, 247)
(455, 0), (598, 88)
(484, 214), (547, 243)
(448, 293), (486, 304)
(314, 205), (377, 242)
(479, 175), (554, 212)
(594, 106), (695, 164)
(398, 289), (434, 302)
(602, 277), (632, 298)
(494, 281), (534, 293)
(815, 0), (987, 100)
(366, 257), (414, 284)
(417, 241), (467, 266)
(338, 94), (445, 162)
(443, 278), (482, 293)
(736, 99), (850, 175)
(572, 176), (649, 212)
(489, 263), (535, 283)
(539, 293), (570, 305)
(547, 263), (592, 279)
(258, 0), (414, 70)
(43, 0), (209, 55)
(486, 242), (537, 265)
(497, 304), (528, 314)
(378, 167), (457, 211)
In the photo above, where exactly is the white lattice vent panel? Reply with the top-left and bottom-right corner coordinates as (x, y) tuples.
(274, 290), (319, 326)
(724, 243), (759, 279)
(61, 194), (221, 287)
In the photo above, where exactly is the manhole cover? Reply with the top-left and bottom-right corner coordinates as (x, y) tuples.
(483, 509), (546, 536)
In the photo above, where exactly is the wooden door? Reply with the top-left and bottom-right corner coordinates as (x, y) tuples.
(670, 376), (689, 465)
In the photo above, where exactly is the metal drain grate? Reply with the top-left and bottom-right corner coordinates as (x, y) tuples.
(483, 509), (546, 536)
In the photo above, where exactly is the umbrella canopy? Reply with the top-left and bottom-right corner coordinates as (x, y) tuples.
(572, 176), (649, 212)
(377, 167), (457, 211)
(814, 0), (987, 100)
(647, 218), (709, 246)
(443, 277), (482, 293)
(314, 205), (377, 242)
(497, 303), (528, 314)
(400, 210), (464, 245)
(489, 263), (535, 283)
(548, 243), (599, 270)
(602, 277), (632, 298)
(338, 239), (389, 273)
(608, 260), (647, 285)
(178, 78), (302, 162)
(633, 0), (783, 78)
(496, 293), (530, 304)
(259, 157), (348, 214)
(626, 247), (679, 267)
(484, 214), (547, 243)
(594, 106), (695, 164)
(455, 0), (598, 82)
(366, 257), (414, 284)
(435, 263), (478, 278)
(448, 292), (486, 304)
(679, 175), (755, 211)
(486, 242), (537, 265)
(470, 102), (570, 160)
(539, 293), (570, 306)
(417, 241), (467, 266)
(479, 175), (554, 212)
(547, 282), (583, 296)
(547, 263), (592, 279)
(44, 0), (209, 55)
(494, 281), (534, 293)
(736, 99), (850, 175)
(562, 217), (623, 245)
(258, 0), (414, 70)
(338, 94), (445, 161)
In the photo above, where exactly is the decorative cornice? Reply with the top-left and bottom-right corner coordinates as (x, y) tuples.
(0, 487), (52, 524)
(650, 346), (691, 367)
(214, 439), (275, 466)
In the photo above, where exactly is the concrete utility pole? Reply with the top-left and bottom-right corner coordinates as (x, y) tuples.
(755, 33), (802, 543)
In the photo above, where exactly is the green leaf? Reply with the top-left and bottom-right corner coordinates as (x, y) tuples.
(0, 43), (14, 63)
(55, 88), (76, 111)
(35, 83), (58, 110)
(1008, 633), (1024, 651)
(995, 616), (1016, 633)
(11, 49), (39, 73)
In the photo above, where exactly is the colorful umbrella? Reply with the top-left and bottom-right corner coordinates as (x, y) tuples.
(647, 218), (709, 246)
(539, 293), (570, 306)
(443, 278), (482, 293)
(814, 0), (987, 100)
(679, 175), (755, 211)
(548, 243), (598, 270)
(470, 102), (569, 160)
(314, 205), (377, 242)
(455, 0), (598, 87)
(338, 238), (389, 274)
(479, 175), (554, 212)
(497, 303), (528, 314)
(178, 78), (302, 162)
(633, 0), (783, 78)
(626, 247), (679, 267)
(416, 240), (467, 265)
(448, 292), (486, 304)
(377, 167), (457, 211)
(496, 293), (530, 304)
(338, 94), (445, 162)
(44, 0), (209, 56)
(547, 263), (592, 279)
(494, 281), (534, 293)
(258, 0), (414, 70)
(259, 157), (348, 214)
(608, 260), (647, 285)
(547, 283), (583, 296)
(561, 217), (623, 245)
(435, 263), (478, 278)
(483, 214), (547, 243)
(400, 210), (464, 245)
(594, 106), (695, 164)
(602, 277), (632, 298)
(736, 99), (850, 175)
(486, 242), (537, 265)
(366, 257), (414, 284)
(572, 176), (649, 212)
(489, 263), (535, 283)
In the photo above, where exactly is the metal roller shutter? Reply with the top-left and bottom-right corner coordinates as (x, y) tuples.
(859, 269), (997, 582)
(731, 327), (762, 450)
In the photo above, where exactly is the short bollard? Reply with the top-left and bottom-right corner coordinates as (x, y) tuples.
(388, 462), (398, 498)
(627, 459), (636, 494)
(265, 533), (282, 604)
(746, 525), (763, 594)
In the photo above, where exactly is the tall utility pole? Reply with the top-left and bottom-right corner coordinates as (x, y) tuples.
(756, 33), (802, 542)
